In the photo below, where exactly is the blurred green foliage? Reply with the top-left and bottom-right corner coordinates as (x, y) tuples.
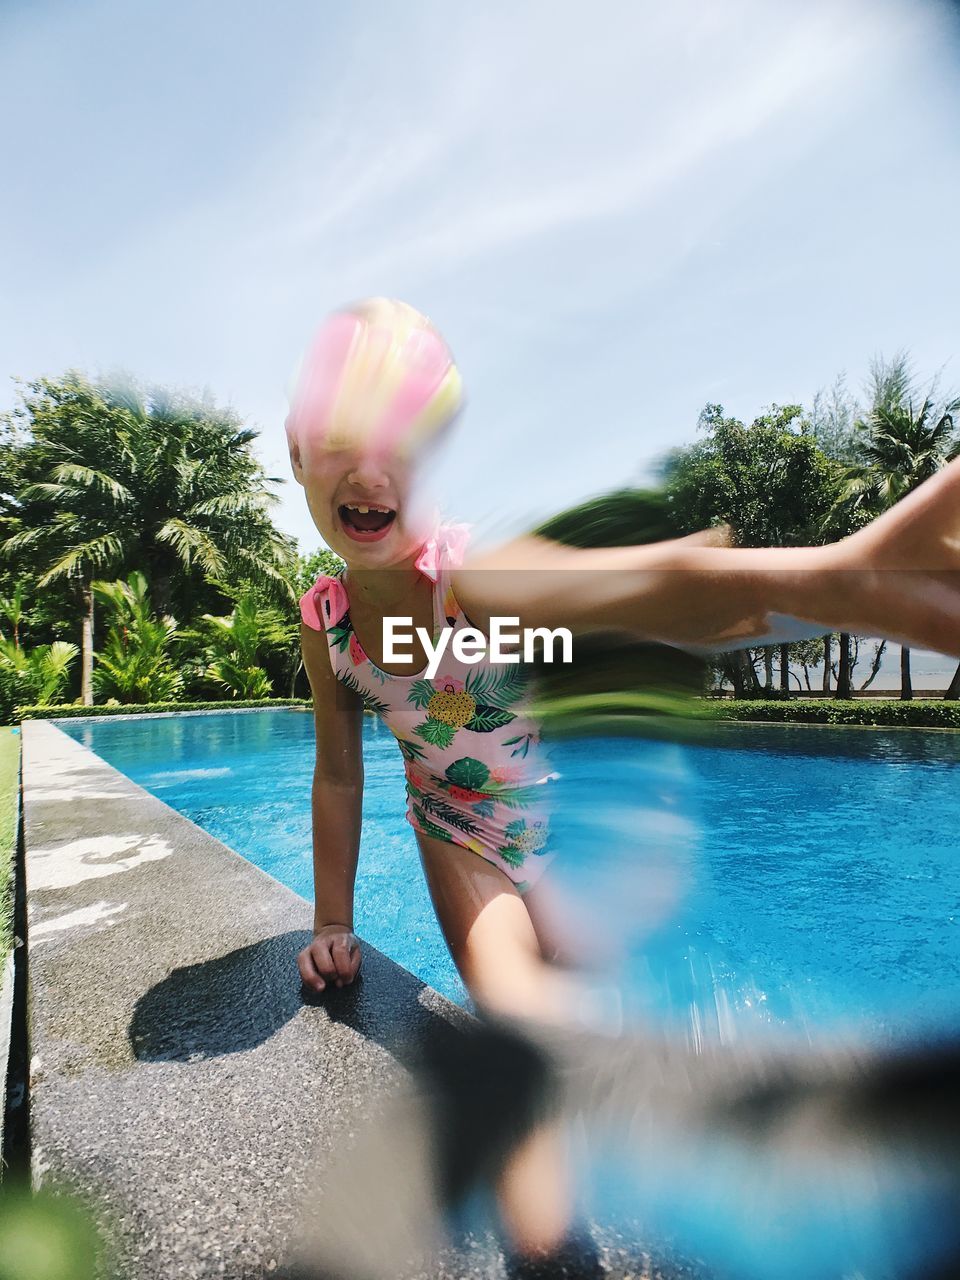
(0, 1183), (103, 1280)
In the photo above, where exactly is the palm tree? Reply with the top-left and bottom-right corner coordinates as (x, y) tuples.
(202, 588), (294, 700)
(92, 571), (183, 704)
(120, 383), (296, 615)
(0, 636), (78, 709)
(1, 373), (296, 704)
(826, 356), (959, 701)
(3, 378), (135, 702)
(0, 584), (25, 649)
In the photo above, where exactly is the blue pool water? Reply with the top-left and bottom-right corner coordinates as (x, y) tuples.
(62, 709), (960, 1039)
(60, 709), (960, 1278)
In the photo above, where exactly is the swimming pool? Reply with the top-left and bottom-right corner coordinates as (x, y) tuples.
(61, 709), (960, 1038)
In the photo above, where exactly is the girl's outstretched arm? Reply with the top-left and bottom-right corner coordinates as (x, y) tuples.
(453, 456), (960, 657)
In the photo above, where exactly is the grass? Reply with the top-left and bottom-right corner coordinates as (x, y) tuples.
(0, 727), (20, 960)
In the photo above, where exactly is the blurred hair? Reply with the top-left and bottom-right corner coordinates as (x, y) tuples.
(285, 297), (463, 461)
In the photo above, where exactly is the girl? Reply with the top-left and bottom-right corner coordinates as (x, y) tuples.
(288, 297), (960, 1260)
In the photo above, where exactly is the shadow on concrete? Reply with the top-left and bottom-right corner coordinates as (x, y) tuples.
(129, 930), (312, 1061)
(310, 946), (471, 1072)
(129, 930), (466, 1067)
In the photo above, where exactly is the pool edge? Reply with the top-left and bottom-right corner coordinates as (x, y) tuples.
(20, 720), (483, 1277)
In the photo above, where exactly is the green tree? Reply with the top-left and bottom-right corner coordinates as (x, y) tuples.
(801, 372), (889, 695)
(0, 585), (25, 649)
(807, 373), (862, 465)
(2, 377), (130, 702)
(661, 403), (840, 548)
(1, 373), (296, 704)
(295, 548), (345, 598)
(661, 403), (844, 697)
(827, 354), (960, 700)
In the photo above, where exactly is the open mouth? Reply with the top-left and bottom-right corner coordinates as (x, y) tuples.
(338, 502), (398, 542)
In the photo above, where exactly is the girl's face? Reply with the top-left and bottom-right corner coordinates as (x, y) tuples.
(290, 440), (428, 568)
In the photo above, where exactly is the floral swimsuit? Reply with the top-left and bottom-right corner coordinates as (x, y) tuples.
(299, 523), (557, 891)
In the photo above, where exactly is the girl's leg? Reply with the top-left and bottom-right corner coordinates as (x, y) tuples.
(415, 832), (574, 1256)
(415, 832), (574, 1021)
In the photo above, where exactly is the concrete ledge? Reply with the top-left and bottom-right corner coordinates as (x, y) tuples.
(21, 722), (484, 1277)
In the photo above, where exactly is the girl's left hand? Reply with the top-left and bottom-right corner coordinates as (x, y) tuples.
(298, 924), (362, 993)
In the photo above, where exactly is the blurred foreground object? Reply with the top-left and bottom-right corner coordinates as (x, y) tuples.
(0, 1181), (102, 1280)
(288, 1016), (960, 1280)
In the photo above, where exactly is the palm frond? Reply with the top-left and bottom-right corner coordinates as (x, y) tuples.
(37, 532), (126, 585)
(187, 492), (262, 518)
(156, 518), (227, 576)
(1, 526), (46, 556)
(17, 481), (87, 504)
(50, 463), (133, 503)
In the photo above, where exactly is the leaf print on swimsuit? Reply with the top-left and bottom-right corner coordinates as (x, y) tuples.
(397, 737), (428, 763)
(464, 665), (527, 709)
(443, 757), (491, 790)
(411, 804), (454, 844)
(414, 717), (457, 749)
(414, 791), (481, 836)
(437, 757), (539, 812)
(327, 614), (354, 656)
(460, 665), (521, 732)
(336, 668), (391, 717)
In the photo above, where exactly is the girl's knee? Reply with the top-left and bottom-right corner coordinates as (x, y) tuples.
(456, 940), (557, 1022)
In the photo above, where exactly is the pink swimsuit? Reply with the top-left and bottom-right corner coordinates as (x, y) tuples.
(300, 524), (556, 891)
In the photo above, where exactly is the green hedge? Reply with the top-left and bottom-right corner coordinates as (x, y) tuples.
(699, 698), (960, 729)
(14, 695), (960, 731)
(16, 698), (312, 721)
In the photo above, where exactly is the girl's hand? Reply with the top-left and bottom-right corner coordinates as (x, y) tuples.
(298, 924), (362, 993)
(828, 455), (960, 656)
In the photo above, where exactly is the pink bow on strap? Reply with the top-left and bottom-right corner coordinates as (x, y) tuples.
(414, 522), (471, 583)
(300, 574), (349, 631)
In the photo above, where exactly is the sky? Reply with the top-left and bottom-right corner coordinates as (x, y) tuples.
(2, 0), (959, 661)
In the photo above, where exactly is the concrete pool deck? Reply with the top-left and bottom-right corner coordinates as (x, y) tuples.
(21, 719), (503, 1278)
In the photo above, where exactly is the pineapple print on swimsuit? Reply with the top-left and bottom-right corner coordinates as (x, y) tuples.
(426, 683), (476, 730)
(300, 523), (557, 891)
